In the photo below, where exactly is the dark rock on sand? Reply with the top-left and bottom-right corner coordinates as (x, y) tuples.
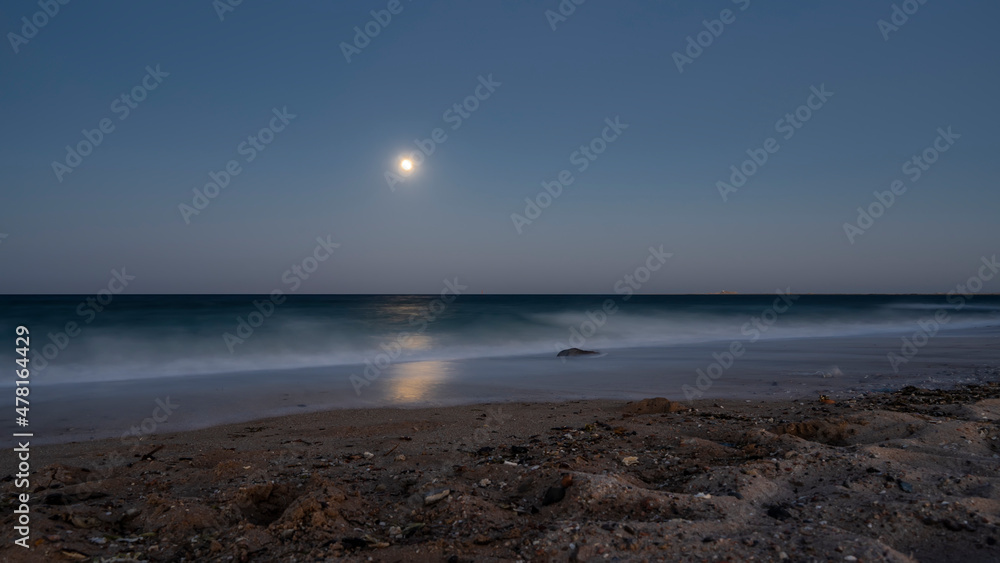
(541, 486), (565, 506)
(556, 348), (598, 357)
(341, 537), (368, 550)
(767, 505), (793, 521)
(542, 474), (573, 506)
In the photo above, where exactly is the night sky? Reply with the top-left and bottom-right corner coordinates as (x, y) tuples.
(2, 0), (998, 294)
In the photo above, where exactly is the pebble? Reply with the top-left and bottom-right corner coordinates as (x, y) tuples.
(424, 489), (450, 505)
(542, 486), (566, 506)
(767, 506), (793, 520)
(622, 456), (639, 466)
(363, 452), (375, 459)
(70, 516), (99, 529)
(479, 478), (491, 487)
(395, 454), (406, 461)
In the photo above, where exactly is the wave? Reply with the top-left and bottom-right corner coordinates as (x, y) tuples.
(882, 303), (1000, 312)
(7, 295), (999, 383)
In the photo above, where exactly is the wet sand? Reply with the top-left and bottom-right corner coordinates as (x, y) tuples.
(3, 376), (1000, 561)
(18, 329), (1000, 446)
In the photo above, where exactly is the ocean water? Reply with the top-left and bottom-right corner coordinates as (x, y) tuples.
(2, 294), (999, 443)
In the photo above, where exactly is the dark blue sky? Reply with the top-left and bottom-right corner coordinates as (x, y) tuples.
(2, 0), (998, 293)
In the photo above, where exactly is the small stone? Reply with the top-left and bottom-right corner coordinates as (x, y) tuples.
(897, 480), (914, 493)
(767, 506), (793, 520)
(89, 537), (107, 545)
(395, 454), (406, 462)
(389, 526), (402, 537)
(844, 557), (857, 562)
(363, 452), (374, 459)
(694, 492), (712, 499)
(942, 519), (964, 531)
(403, 522), (425, 537)
(424, 489), (450, 505)
(479, 478), (491, 487)
(542, 486), (566, 506)
(622, 456), (639, 466)
(70, 515), (100, 529)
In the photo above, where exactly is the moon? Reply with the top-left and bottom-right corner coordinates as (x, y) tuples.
(400, 159), (413, 171)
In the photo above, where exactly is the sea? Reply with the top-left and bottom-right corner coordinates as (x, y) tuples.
(2, 294), (999, 443)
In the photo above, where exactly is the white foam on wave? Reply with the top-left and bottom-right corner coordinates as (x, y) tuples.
(25, 305), (1000, 384)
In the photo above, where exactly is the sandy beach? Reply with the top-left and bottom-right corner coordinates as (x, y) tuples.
(3, 377), (1000, 562)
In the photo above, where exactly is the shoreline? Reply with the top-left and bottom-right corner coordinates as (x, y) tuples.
(15, 329), (1000, 446)
(3, 381), (1000, 561)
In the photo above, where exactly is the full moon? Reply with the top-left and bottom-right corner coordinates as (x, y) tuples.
(400, 159), (413, 171)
